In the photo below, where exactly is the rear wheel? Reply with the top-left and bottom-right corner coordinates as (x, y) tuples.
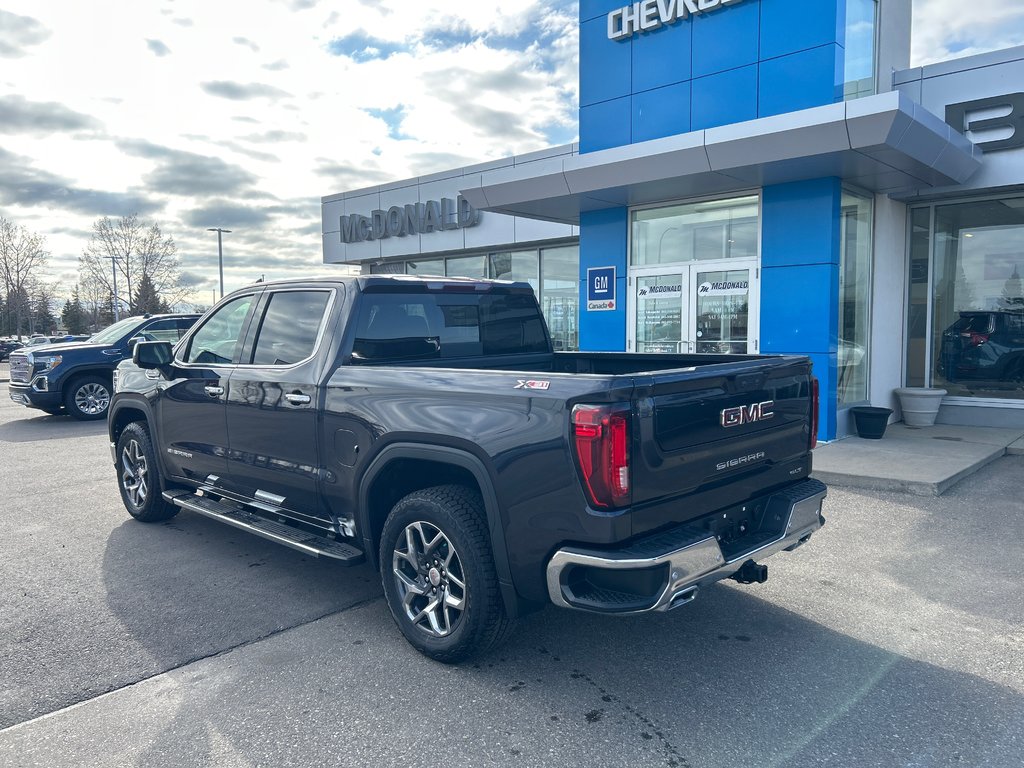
(116, 422), (179, 522)
(64, 375), (111, 421)
(379, 485), (513, 663)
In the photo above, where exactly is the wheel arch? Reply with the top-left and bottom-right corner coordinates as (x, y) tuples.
(359, 443), (521, 617)
(108, 396), (167, 474)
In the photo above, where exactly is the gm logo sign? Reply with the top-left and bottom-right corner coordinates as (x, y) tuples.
(946, 93), (1024, 152)
(721, 401), (774, 428)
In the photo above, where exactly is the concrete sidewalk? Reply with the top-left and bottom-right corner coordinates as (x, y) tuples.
(813, 422), (1024, 496)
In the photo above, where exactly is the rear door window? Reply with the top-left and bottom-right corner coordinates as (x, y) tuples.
(139, 318), (190, 343)
(249, 290), (332, 366)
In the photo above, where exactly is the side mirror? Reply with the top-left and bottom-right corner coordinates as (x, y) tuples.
(133, 340), (173, 369)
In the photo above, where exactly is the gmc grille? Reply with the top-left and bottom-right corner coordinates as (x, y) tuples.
(9, 353), (32, 384)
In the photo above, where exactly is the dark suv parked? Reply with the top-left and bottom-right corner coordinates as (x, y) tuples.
(939, 310), (1024, 386)
(8, 314), (199, 420)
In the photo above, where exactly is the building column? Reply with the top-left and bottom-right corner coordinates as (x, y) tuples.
(760, 178), (842, 441)
(578, 208), (629, 351)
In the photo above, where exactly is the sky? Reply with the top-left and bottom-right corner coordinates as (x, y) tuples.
(1, 0), (1023, 309)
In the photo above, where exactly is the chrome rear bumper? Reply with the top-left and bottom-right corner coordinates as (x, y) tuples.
(546, 478), (827, 614)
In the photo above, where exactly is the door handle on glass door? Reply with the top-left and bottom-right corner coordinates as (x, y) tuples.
(204, 385), (224, 397)
(285, 393), (311, 405)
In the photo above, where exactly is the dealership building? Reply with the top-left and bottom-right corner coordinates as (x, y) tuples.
(322, 0), (1024, 441)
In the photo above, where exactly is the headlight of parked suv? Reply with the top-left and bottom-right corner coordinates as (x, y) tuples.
(36, 355), (63, 372)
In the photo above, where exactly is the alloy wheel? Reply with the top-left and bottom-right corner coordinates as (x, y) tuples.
(392, 521), (467, 637)
(121, 439), (149, 508)
(75, 382), (110, 415)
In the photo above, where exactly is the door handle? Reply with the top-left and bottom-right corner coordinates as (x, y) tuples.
(204, 385), (224, 397)
(285, 393), (311, 405)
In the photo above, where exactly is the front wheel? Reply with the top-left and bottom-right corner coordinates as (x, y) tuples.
(64, 375), (111, 421)
(379, 485), (513, 663)
(116, 422), (179, 522)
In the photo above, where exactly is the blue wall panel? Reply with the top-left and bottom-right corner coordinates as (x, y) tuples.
(580, 97), (632, 153)
(579, 208), (629, 352)
(758, 44), (844, 117)
(632, 22), (691, 93)
(580, 0), (625, 23)
(760, 264), (839, 354)
(759, 0), (845, 60)
(691, 65), (758, 131)
(580, 16), (631, 107)
(761, 178), (842, 267)
(691, 0), (761, 77)
(633, 82), (691, 143)
(759, 178), (842, 440)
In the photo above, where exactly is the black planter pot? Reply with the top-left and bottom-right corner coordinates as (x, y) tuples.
(850, 406), (893, 440)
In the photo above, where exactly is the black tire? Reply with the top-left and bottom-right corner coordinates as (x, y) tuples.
(379, 485), (514, 663)
(115, 422), (179, 523)
(63, 374), (112, 421)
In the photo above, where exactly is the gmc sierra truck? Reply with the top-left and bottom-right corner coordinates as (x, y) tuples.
(108, 276), (826, 662)
(8, 314), (198, 420)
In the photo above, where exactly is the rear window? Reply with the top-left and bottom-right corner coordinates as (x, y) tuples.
(954, 314), (995, 334)
(352, 291), (548, 363)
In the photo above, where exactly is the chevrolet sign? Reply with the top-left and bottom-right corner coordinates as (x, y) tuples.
(608, 0), (744, 41)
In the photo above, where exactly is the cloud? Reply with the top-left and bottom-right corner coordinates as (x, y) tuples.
(178, 270), (214, 288)
(0, 147), (162, 216)
(0, 10), (50, 58)
(912, 0), (1024, 65)
(263, 59), (290, 71)
(118, 140), (259, 197)
(182, 201), (274, 229)
(146, 39), (171, 57)
(201, 81), (292, 101)
(313, 159), (394, 188)
(240, 130), (307, 143)
(327, 32), (406, 62)
(233, 36), (261, 52)
(0, 95), (99, 135)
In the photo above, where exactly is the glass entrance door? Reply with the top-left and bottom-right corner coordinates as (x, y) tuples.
(630, 262), (758, 354)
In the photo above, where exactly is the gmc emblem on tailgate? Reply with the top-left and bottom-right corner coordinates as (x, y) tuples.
(721, 401), (775, 428)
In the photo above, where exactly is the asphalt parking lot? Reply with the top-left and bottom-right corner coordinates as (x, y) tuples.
(0, 389), (1021, 767)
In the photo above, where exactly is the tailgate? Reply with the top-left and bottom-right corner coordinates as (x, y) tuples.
(629, 356), (814, 528)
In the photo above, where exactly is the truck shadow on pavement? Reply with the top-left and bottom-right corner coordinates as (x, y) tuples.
(0, 411), (107, 443)
(85, 506), (1024, 768)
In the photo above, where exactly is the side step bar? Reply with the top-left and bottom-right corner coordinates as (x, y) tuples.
(163, 490), (364, 564)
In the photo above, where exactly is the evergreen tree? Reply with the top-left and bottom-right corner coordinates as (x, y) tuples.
(131, 272), (165, 315)
(1001, 266), (1023, 312)
(61, 286), (88, 334)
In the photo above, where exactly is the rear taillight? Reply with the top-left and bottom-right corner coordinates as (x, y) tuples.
(571, 404), (631, 509)
(961, 331), (990, 346)
(809, 377), (819, 450)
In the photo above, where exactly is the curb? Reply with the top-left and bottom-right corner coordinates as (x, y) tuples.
(813, 446), (1007, 496)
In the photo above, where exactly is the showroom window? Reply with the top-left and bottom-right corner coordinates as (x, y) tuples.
(838, 189), (873, 405)
(843, 0), (877, 100)
(631, 195), (758, 266)
(907, 197), (1024, 401)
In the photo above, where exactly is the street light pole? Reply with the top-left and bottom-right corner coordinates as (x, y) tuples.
(207, 227), (232, 299)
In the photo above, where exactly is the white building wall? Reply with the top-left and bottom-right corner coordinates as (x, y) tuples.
(321, 146), (579, 268)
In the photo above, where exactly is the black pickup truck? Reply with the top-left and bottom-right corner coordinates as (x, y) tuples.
(108, 276), (825, 661)
(8, 314), (198, 420)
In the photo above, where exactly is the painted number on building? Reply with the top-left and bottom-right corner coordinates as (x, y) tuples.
(587, 267), (616, 312)
(607, 0), (744, 41)
(946, 93), (1024, 153)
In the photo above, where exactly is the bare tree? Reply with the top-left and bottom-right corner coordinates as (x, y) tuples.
(79, 214), (189, 316)
(0, 217), (50, 337)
